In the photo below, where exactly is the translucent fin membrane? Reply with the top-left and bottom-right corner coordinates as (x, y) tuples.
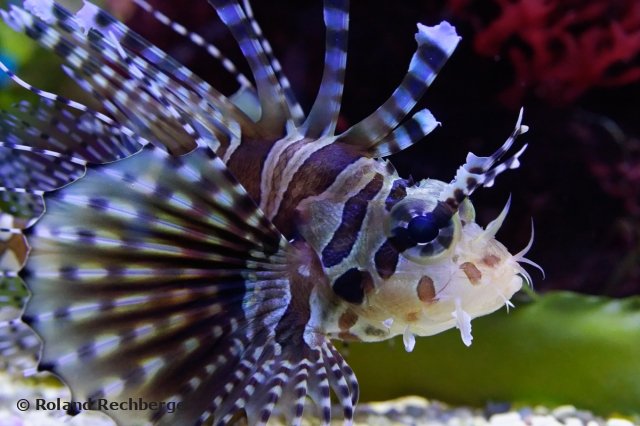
(18, 142), (356, 425)
(302, 0), (350, 138)
(1, 1), (254, 155)
(337, 22), (460, 155)
(76, 0), (255, 124)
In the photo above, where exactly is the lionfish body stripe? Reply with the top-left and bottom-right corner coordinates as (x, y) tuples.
(0, 0), (537, 424)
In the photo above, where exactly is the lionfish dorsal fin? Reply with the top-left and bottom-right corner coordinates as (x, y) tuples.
(76, 0), (258, 134)
(238, 0), (306, 126)
(208, 0), (304, 135)
(336, 22), (460, 158)
(301, 0), (350, 138)
(3, 0), (260, 157)
(127, 0), (254, 89)
(128, 0), (273, 133)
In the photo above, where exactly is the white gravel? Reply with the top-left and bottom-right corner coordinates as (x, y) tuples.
(0, 370), (636, 425)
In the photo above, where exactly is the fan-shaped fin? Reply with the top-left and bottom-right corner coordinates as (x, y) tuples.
(302, 0), (350, 138)
(16, 142), (357, 425)
(336, 22), (460, 153)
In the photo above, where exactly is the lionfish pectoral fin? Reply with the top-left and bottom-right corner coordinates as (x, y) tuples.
(16, 138), (356, 425)
(336, 21), (460, 157)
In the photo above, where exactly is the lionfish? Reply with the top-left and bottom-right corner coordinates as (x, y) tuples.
(0, 0), (537, 424)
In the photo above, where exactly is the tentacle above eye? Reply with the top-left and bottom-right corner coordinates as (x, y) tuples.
(438, 109), (529, 212)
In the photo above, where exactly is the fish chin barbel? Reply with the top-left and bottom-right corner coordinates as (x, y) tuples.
(0, 0), (538, 425)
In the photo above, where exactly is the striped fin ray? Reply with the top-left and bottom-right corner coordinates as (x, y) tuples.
(302, 0), (350, 138)
(0, 97), (144, 272)
(19, 143), (356, 425)
(129, 0), (253, 89)
(336, 22), (460, 155)
(89, 17), (243, 156)
(239, 0), (305, 126)
(439, 110), (529, 208)
(1, 1), (250, 155)
(0, 98), (142, 201)
(0, 143), (85, 192)
(374, 108), (440, 157)
(3, 99), (143, 163)
(0, 4), (174, 144)
(208, 0), (298, 135)
(73, 0), (258, 135)
(54, 3), (215, 153)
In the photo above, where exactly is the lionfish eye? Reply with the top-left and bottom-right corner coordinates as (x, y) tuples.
(407, 213), (442, 243)
(387, 198), (459, 263)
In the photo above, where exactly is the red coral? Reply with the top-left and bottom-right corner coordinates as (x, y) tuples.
(451, 0), (640, 106)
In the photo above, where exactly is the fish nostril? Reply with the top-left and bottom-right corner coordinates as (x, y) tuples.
(482, 254), (501, 267)
(416, 275), (437, 303)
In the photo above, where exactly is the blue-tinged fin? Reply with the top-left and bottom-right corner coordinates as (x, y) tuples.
(73, 0), (258, 135)
(239, 0), (305, 126)
(8, 138), (357, 425)
(0, 98), (143, 275)
(302, 0), (350, 138)
(337, 22), (460, 156)
(127, 0), (254, 89)
(208, 0), (300, 136)
(1, 1), (253, 155)
(74, 0), (258, 140)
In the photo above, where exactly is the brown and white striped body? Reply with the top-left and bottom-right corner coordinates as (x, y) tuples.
(225, 126), (531, 349)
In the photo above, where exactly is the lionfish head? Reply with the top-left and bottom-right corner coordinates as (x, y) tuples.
(312, 110), (540, 350)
